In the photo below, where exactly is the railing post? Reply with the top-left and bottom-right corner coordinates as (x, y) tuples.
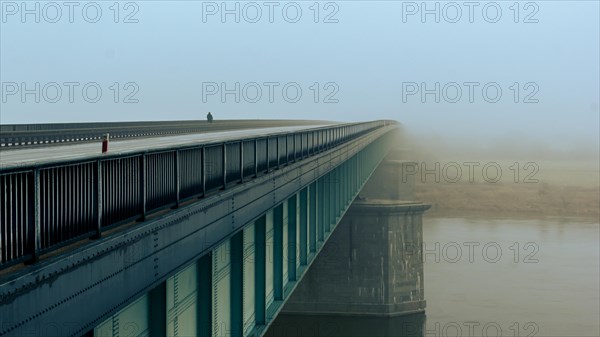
(285, 135), (289, 165)
(319, 129), (322, 149)
(276, 136), (280, 169)
(266, 136), (270, 173)
(30, 169), (41, 262)
(300, 132), (304, 159)
(201, 147), (206, 197)
(94, 161), (102, 238)
(140, 154), (147, 221)
(222, 143), (227, 189)
(254, 139), (258, 178)
(239, 141), (244, 183)
(174, 150), (180, 208)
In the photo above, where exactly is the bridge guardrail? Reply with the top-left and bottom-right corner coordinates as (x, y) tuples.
(0, 120), (325, 148)
(0, 120), (396, 270)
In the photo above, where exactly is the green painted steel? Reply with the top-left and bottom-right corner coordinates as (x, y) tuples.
(199, 255), (212, 337)
(317, 179), (324, 243)
(149, 283), (167, 337)
(212, 241), (231, 337)
(167, 263), (198, 337)
(287, 195), (298, 283)
(91, 131), (396, 337)
(242, 224), (256, 337)
(95, 294), (150, 337)
(272, 204), (283, 303)
(264, 210), (274, 310)
(299, 188), (308, 266)
(230, 232), (243, 337)
(281, 201), (289, 292)
(309, 182), (317, 254)
(253, 216), (266, 327)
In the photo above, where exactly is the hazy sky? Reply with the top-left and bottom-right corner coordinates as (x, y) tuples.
(1, 1), (598, 151)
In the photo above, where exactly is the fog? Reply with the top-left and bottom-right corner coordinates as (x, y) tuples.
(2, 2), (598, 151)
(404, 128), (600, 163)
(2, 1), (598, 191)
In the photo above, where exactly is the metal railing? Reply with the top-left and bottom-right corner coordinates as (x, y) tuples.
(0, 120), (325, 148)
(0, 120), (395, 269)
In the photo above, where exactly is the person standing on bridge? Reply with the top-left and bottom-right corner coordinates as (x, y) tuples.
(207, 112), (213, 123)
(101, 133), (109, 153)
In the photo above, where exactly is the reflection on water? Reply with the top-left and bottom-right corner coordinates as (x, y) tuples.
(424, 217), (600, 337)
(267, 312), (425, 337)
(269, 217), (600, 337)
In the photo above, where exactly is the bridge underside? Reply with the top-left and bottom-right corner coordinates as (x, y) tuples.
(90, 138), (390, 337)
(1, 126), (396, 337)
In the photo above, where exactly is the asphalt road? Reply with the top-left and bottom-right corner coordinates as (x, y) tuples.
(0, 124), (332, 169)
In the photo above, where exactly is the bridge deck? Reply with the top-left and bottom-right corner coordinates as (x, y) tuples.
(0, 124), (330, 169)
(0, 120), (398, 337)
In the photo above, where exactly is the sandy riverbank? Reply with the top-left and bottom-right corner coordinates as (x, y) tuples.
(415, 181), (600, 220)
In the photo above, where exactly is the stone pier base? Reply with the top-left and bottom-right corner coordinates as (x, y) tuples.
(282, 199), (430, 317)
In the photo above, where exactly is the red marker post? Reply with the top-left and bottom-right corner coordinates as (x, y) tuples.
(101, 133), (109, 153)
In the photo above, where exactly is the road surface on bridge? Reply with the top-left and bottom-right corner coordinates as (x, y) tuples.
(0, 123), (331, 169)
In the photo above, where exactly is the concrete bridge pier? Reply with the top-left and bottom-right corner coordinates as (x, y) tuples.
(282, 148), (430, 317)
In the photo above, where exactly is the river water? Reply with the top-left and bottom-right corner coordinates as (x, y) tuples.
(270, 216), (600, 337)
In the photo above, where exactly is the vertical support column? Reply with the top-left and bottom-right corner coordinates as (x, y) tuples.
(336, 165), (341, 215)
(309, 182), (317, 253)
(198, 254), (212, 337)
(317, 179), (324, 243)
(355, 155), (360, 194)
(148, 282), (166, 337)
(288, 195), (297, 282)
(254, 216), (266, 326)
(350, 156), (354, 198)
(333, 168), (338, 223)
(242, 224), (256, 337)
(347, 161), (351, 204)
(230, 232), (243, 337)
(339, 166), (342, 215)
(324, 173), (331, 234)
(299, 188), (308, 265)
(213, 241), (231, 337)
(331, 170), (335, 229)
(343, 162), (347, 206)
(341, 163), (345, 207)
(347, 157), (351, 201)
(358, 151), (362, 185)
(273, 204), (283, 301)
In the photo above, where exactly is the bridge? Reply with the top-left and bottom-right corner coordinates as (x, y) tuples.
(0, 120), (429, 337)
